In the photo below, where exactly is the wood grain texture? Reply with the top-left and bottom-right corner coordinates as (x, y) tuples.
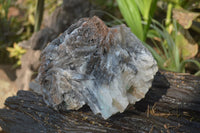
(0, 71), (200, 133)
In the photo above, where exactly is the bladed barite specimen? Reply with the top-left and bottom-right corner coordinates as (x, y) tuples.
(36, 16), (158, 119)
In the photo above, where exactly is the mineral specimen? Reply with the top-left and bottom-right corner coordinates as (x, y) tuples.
(35, 16), (158, 119)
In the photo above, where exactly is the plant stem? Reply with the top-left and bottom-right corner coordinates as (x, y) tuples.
(34, 0), (44, 32)
(165, 2), (173, 32)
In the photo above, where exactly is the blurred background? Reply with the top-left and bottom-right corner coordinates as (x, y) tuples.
(0, 0), (200, 110)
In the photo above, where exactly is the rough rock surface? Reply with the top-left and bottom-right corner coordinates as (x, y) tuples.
(34, 16), (158, 119)
(16, 0), (97, 90)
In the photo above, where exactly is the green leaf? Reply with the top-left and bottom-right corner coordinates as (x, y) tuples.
(117, 0), (157, 41)
(175, 27), (198, 59)
(117, 0), (144, 41)
(173, 8), (200, 29)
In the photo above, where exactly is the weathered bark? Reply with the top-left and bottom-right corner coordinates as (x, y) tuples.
(0, 71), (200, 133)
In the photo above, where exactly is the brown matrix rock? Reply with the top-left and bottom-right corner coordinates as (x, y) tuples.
(34, 16), (158, 119)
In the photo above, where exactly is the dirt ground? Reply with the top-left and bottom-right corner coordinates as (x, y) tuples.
(0, 65), (20, 132)
(0, 65), (18, 108)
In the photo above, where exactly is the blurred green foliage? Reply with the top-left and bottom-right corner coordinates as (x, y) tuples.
(145, 20), (200, 74)
(90, 0), (124, 27)
(117, 0), (200, 74)
(0, 0), (36, 47)
(34, 0), (62, 32)
(0, 0), (15, 47)
(162, 0), (200, 9)
(0, 0), (200, 74)
(45, 0), (62, 14)
(117, 0), (157, 42)
(0, 0), (11, 19)
(6, 43), (26, 68)
(0, 0), (35, 65)
(0, 0), (61, 66)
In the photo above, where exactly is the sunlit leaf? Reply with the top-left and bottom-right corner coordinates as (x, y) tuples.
(28, 14), (35, 25)
(173, 8), (200, 29)
(117, 0), (157, 41)
(117, 0), (144, 41)
(175, 27), (198, 59)
(6, 43), (26, 67)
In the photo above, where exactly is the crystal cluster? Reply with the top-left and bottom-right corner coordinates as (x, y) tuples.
(35, 16), (158, 119)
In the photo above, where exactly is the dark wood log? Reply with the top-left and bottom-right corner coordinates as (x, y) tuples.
(0, 71), (200, 133)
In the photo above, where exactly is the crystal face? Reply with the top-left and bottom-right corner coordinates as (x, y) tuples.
(35, 16), (158, 119)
